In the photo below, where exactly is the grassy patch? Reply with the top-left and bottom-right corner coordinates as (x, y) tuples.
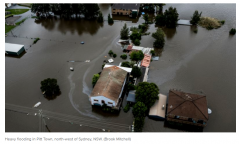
(5, 14), (13, 18)
(18, 4), (32, 8)
(31, 16), (39, 19)
(5, 24), (16, 33)
(33, 38), (40, 44)
(6, 9), (29, 15)
(198, 17), (223, 30)
(15, 18), (27, 26)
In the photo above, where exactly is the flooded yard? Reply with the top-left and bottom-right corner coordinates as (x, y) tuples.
(5, 4), (236, 132)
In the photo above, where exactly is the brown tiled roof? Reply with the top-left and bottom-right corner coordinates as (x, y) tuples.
(112, 4), (140, 10)
(167, 90), (209, 121)
(90, 66), (128, 103)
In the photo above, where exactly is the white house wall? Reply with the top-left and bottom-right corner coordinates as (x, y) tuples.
(91, 96), (116, 107)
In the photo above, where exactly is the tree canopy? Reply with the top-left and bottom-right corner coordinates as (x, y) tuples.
(130, 31), (141, 40)
(190, 10), (202, 25)
(108, 14), (114, 24)
(130, 51), (144, 63)
(133, 39), (140, 46)
(92, 74), (100, 87)
(143, 14), (149, 24)
(152, 28), (165, 48)
(164, 6), (179, 28)
(121, 61), (131, 68)
(120, 23), (129, 40)
(132, 101), (147, 118)
(40, 78), (60, 99)
(135, 82), (159, 108)
(155, 14), (166, 26)
(97, 12), (103, 23)
(131, 66), (142, 78)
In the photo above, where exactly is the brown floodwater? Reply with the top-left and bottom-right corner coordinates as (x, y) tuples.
(5, 4), (236, 132)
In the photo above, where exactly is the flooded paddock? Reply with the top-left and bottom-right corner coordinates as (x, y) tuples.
(5, 4), (236, 132)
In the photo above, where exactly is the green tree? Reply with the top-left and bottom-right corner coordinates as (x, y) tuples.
(113, 53), (117, 58)
(164, 6), (179, 28)
(130, 31), (141, 40)
(108, 50), (113, 56)
(133, 39), (140, 46)
(127, 83), (136, 91)
(31, 4), (51, 17)
(97, 12), (104, 23)
(155, 3), (166, 14)
(92, 74), (100, 87)
(131, 66), (142, 78)
(82, 4), (100, 19)
(143, 14), (149, 24)
(40, 78), (60, 98)
(132, 102), (147, 118)
(155, 14), (166, 26)
(152, 28), (165, 48)
(108, 14), (114, 24)
(120, 54), (127, 60)
(150, 50), (155, 56)
(229, 28), (236, 35)
(121, 61), (131, 68)
(190, 10), (202, 25)
(130, 51), (144, 63)
(120, 23), (129, 40)
(134, 117), (145, 132)
(135, 82), (159, 108)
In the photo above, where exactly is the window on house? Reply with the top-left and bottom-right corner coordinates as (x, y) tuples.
(174, 115), (180, 119)
(101, 100), (105, 104)
(113, 9), (116, 10)
(113, 12), (115, 13)
(108, 102), (113, 104)
(94, 99), (98, 101)
(123, 9), (125, 11)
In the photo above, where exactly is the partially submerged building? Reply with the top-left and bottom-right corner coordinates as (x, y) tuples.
(5, 43), (25, 56)
(149, 94), (167, 120)
(141, 54), (151, 68)
(112, 4), (140, 16)
(167, 90), (209, 127)
(90, 65), (132, 110)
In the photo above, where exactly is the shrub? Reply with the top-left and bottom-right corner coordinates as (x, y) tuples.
(193, 29), (198, 33)
(219, 20), (225, 25)
(150, 50), (155, 56)
(108, 50), (114, 56)
(121, 61), (131, 68)
(131, 66), (142, 78)
(132, 102), (147, 118)
(130, 31), (141, 40)
(120, 23), (129, 40)
(127, 83), (136, 91)
(113, 53), (117, 58)
(92, 74), (100, 87)
(198, 17), (221, 29)
(102, 64), (105, 69)
(120, 54), (127, 60)
(108, 14), (114, 24)
(97, 12), (103, 23)
(229, 28), (236, 35)
(123, 103), (130, 112)
(133, 39), (140, 46)
(33, 38), (40, 44)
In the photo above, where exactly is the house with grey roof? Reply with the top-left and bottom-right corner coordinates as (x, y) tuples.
(90, 65), (132, 110)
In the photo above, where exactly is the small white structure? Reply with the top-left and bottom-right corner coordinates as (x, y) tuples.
(104, 64), (132, 73)
(33, 102), (41, 108)
(5, 43), (25, 55)
(70, 67), (74, 71)
(90, 65), (131, 109)
(177, 19), (192, 26)
(149, 94), (167, 120)
(108, 58), (114, 63)
(143, 67), (149, 82)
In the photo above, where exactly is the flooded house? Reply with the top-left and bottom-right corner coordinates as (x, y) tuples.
(5, 43), (25, 56)
(112, 4), (140, 16)
(90, 65), (132, 110)
(167, 90), (209, 127)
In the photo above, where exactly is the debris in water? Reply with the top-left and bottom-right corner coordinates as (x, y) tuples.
(33, 102), (41, 108)
(102, 129), (105, 131)
(208, 108), (212, 114)
(81, 41), (84, 44)
(70, 67), (74, 71)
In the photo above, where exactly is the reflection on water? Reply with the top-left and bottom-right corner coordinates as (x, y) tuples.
(35, 18), (103, 35)
(162, 27), (177, 40)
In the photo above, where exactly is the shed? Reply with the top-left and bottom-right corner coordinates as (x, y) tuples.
(127, 90), (136, 104)
(149, 94), (167, 120)
(5, 43), (25, 56)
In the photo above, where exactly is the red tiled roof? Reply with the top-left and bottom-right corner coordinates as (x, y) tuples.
(126, 45), (132, 51)
(141, 54), (151, 67)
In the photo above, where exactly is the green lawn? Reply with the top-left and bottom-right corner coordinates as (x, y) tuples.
(5, 14), (13, 18)
(5, 24), (16, 33)
(5, 9), (29, 15)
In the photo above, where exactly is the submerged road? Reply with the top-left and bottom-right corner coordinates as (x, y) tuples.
(5, 103), (131, 132)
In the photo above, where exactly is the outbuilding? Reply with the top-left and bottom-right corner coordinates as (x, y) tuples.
(149, 94), (167, 120)
(5, 43), (25, 56)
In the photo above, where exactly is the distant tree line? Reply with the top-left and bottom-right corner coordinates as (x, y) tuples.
(31, 4), (101, 20)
